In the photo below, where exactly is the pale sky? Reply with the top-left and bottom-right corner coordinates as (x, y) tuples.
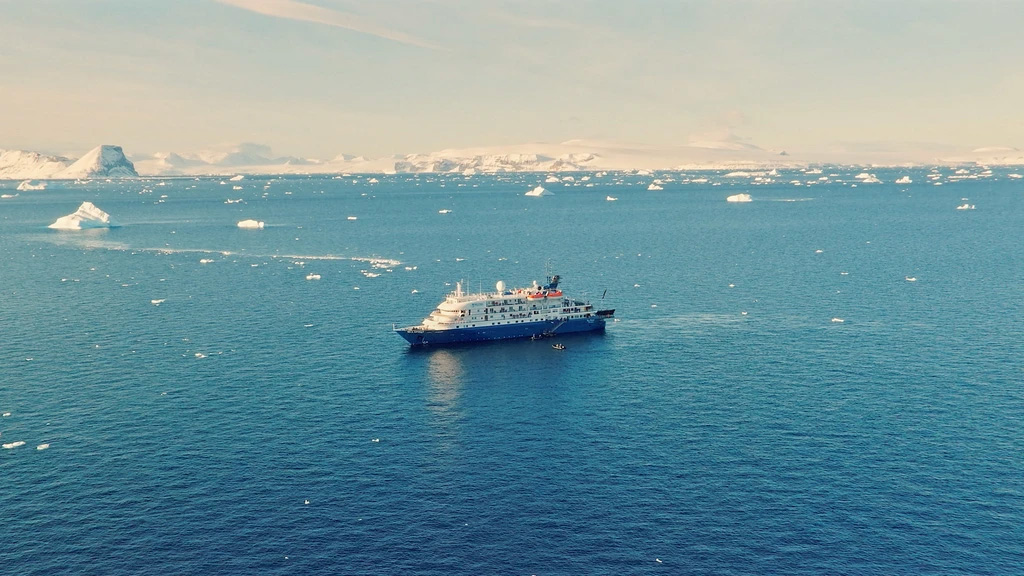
(2, 0), (1022, 159)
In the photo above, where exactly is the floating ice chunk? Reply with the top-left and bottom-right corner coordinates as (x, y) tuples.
(1, 193), (17, 199)
(895, 176), (912, 184)
(726, 193), (752, 203)
(606, 196), (618, 201)
(200, 259), (214, 264)
(17, 180), (46, 191)
(2, 441), (25, 449)
(647, 183), (664, 191)
(411, 289), (419, 294)
(49, 202), (118, 230)
(2, 412), (10, 417)
(306, 273), (321, 280)
(347, 216), (358, 220)
(237, 219), (265, 229)
(905, 276), (917, 282)
(545, 175), (560, 183)
(956, 203), (975, 210)
(229, 174), (244, 181)
(232, 185), (243, 190)
(831, 317), (845, 323)
(37, 443), (50, 450)
(151, 299), (165, 305)
(1008, 173), (1023, 179)
(371, 438), (380, 442)
(525, 185), (552, 197)
(194, 352), (206, 359)
(438, 209), (452, 214)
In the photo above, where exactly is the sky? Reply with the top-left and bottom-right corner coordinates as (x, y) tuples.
(1, 0), (1023, 160)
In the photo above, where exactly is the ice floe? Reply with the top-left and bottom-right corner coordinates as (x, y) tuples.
(17, 180), (46, 191)
(2, 441), (25, 449)
(49, 201), (118, 229)
(438, 209), (452, 214)
(956, 203), (976, 210)
(229, 174), (244, 181)
(237, 219), (265, 229)
(726, 193), (752, 203)
(36, 443), (50, 451)
(606, 196), (618, 201)
(306, 273), (321, 280)
(525, 185), (552, 197)
(647, 183), (664, 191)
(895, 176), (912, 184)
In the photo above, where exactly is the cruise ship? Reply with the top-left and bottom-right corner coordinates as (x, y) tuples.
(395, 275), (614, 346)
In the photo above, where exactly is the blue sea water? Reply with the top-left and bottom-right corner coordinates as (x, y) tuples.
(1, 170), (1022, 575)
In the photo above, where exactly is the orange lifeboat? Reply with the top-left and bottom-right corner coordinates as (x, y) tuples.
(547, 290), (563, 298)
(527, 292), (545, 299)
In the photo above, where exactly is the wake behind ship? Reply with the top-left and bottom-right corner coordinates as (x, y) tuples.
(395, 275), (614, 346)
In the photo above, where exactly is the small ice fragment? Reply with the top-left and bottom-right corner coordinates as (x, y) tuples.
(651, 304), (658, 308)
(37, 443), (50, 450)
(194, 352), (206, 359)
(728, 284), (735, 288)
(606, 196), (618, 201)
(2, 441), (25, 449)
(831, 317), (844, 323)
(895, 176), (912, 184)
(726, 193), (752, 203)
(200, 259), (214, 264)
(525, 185), (552, 197)
(229, 174), (244, 181)
(304, 500), (310, 505)
(237, 219), (264, 229)
(905, 276), (917, 282)
(347, 216), (357, 220)
(647, 183), (664, 191)
(371, 438), (380, 443)
(815, 249), (824, 254)
(306, 274), (321, 280)
(411, 289), (419, 294)
(151, 299), (165, 305)
(438, 209), (452, 214)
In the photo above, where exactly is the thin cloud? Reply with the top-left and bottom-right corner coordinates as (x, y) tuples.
(214, 0), (440, 50)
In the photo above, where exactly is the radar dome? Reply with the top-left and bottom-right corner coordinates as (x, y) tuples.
(496, 280), (506, 292)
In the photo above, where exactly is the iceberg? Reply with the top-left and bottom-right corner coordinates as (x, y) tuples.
(17, 180), (46, 191)
(525, 185), (552, 197)
(647, 183), (664, 190)
(726, 193), (752, 203)
(229, 174), (244, 181)
(237, 219), (265, 229)
(895, 176), (912, 184)
(49, 202), (118, 230)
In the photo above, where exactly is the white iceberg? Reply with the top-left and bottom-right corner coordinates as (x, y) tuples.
(855, 172), (882, 184)
(647, 183), (664, 190)
(895, 176), (912, 184)
(229, 174), (244, 181)
(956, 203), (975, 210)
(726, 193), (752, 203)
(237, 219), (265, 229)
(49, 202), (118, 230)
(525, 185), (552, 197)
(606, 196), (618, 201)
(17, 180), (46, 191)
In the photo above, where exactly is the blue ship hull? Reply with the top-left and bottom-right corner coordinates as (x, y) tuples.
(396, 316), (607, 346)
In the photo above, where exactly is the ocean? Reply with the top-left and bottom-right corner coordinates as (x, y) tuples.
(2, 169), (1022, 575)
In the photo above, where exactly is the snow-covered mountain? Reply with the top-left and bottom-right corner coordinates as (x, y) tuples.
(0, 149), (72, 179)
(0, 145), (137, 179)
(56, 145), (137, 178)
